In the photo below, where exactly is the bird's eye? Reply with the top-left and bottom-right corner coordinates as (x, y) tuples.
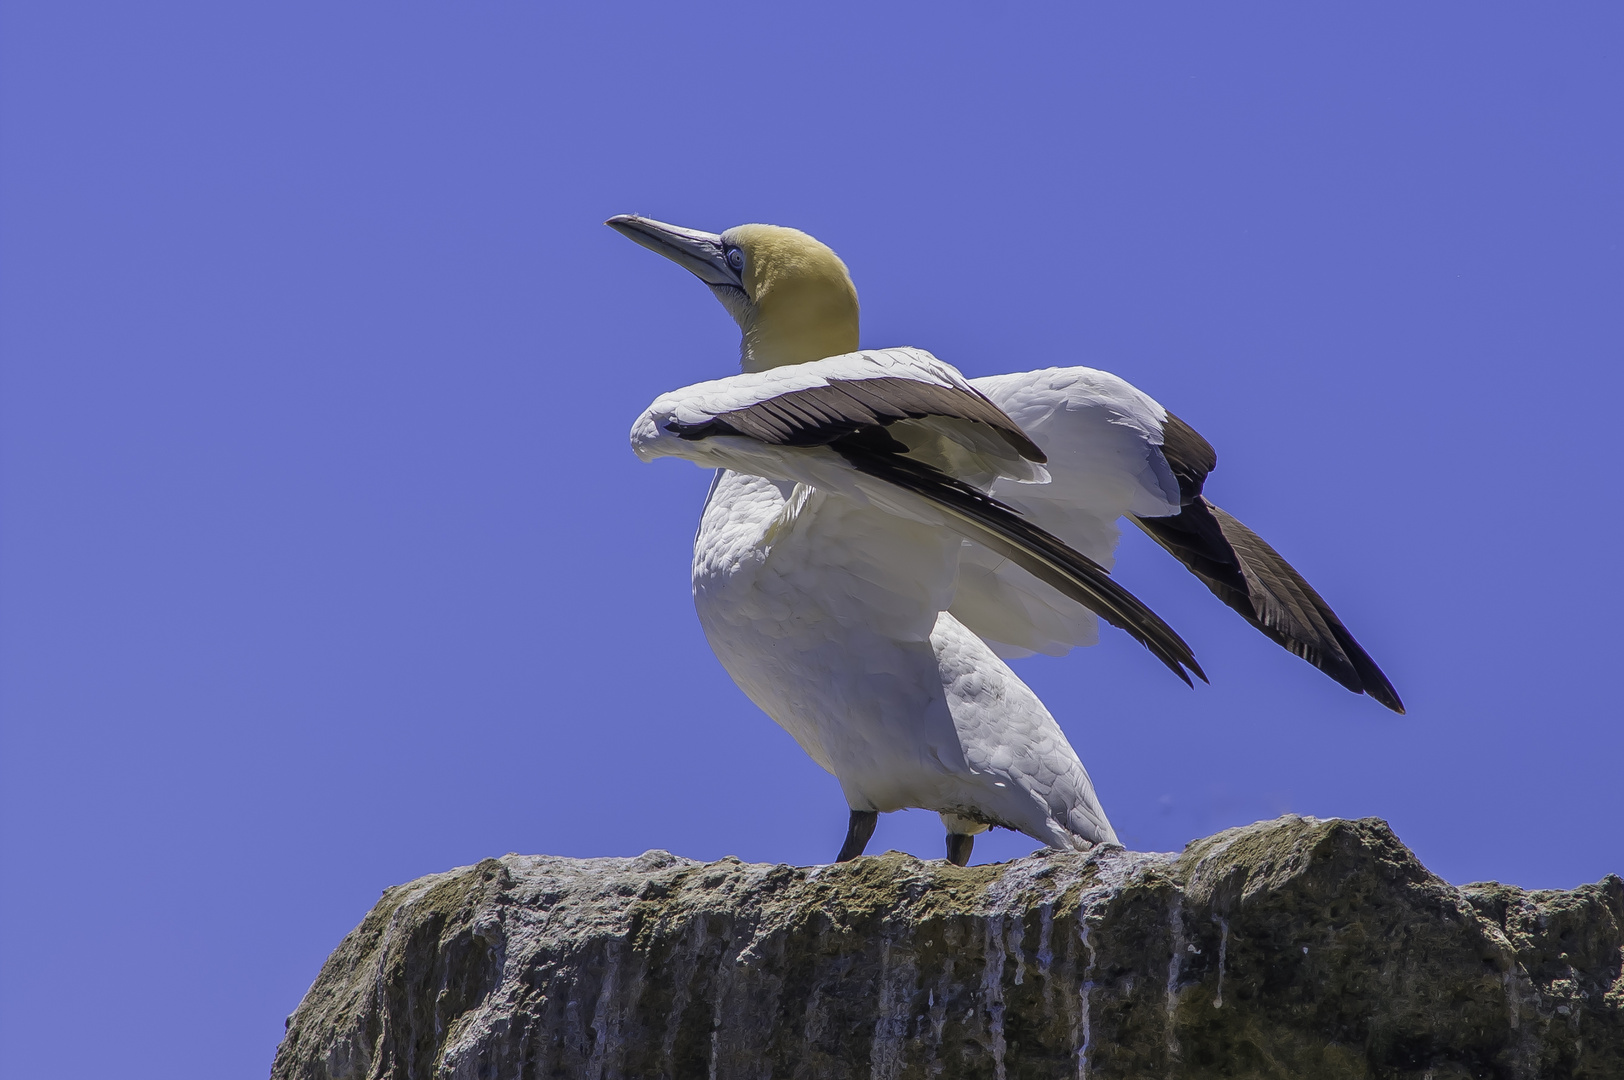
(726, 247), (745, 271)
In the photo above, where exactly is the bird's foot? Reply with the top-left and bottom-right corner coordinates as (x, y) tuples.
(835, 810), (878, 862)
(946, 833), (974, 866)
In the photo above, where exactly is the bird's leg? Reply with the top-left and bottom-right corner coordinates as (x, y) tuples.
(945, 833), (975, 866)
(836, 810), (878, 862)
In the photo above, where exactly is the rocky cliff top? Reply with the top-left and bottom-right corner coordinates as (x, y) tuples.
(271, 816), (1623, 1080)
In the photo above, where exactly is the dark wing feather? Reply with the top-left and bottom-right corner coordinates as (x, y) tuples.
(666, 376), (1047, 463)
(835, 436), (1206, 688)
(1134, 411), (1404, 713)
(1159, 412), (1218, 501)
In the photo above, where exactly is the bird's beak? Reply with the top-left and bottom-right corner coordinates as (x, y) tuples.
(606, 215), (743, 290)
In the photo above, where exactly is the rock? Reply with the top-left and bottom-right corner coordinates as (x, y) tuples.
(270, 816), (1623, 1079)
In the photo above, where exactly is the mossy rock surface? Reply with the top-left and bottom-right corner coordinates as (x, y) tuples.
(270, 816), (1623, 1079)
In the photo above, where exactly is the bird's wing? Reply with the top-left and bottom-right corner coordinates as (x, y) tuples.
(969, 366), (1403, 713)
(1129, 415), (1405, 713)
(638, 347), (1048, 482)
(632, 349), (1205, 686)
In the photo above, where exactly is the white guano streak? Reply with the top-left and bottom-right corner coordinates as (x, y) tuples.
(1165, 895), (1185, 1063)
(1077, 915), (1097, 1080)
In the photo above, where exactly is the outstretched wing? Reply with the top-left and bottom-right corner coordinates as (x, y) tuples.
(1132, 415), (1405, 713)
(969, 366), (1403, 713)
(631, 348), (1205, 686)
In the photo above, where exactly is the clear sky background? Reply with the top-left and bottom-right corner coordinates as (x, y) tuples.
(2, 4), (1620, 1077)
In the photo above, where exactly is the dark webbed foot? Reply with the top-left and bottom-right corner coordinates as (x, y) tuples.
(946, 833), (974, 866)
(836, 810), (878, 862)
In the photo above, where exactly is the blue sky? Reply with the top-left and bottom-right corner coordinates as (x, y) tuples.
(2, 4), (1620, 1077)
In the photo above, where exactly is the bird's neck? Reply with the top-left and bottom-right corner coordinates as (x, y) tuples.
(739, 321), (858, 372)
(733, 281), (860, 372)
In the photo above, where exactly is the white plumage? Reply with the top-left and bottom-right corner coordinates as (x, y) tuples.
(611, 215), (1401, 865)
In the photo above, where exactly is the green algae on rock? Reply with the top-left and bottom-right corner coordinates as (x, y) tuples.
(270, 816), (1623, 1080)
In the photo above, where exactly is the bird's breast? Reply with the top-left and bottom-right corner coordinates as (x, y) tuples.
(691, 470), (961, 644)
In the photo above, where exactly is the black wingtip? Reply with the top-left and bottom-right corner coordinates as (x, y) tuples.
(1161, 655), (1207, 689)
(1364, 681), (1405, 715)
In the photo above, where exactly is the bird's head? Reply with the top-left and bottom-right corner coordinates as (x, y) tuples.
(607, 215), (859, 372)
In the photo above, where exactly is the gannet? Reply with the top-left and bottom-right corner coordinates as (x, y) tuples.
(610, 215), (1402, 866)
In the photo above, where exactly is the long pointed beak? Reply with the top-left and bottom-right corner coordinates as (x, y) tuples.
(605, 215), (743, 289)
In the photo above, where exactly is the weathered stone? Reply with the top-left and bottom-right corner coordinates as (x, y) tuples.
(270, 816), (1623, 1080)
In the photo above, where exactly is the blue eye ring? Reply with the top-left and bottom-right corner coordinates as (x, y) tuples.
(725, 247), (744, 272)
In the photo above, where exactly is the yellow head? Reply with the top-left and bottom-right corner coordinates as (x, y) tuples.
(607, 216), (859, 372)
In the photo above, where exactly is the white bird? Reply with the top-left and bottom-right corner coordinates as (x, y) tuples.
(611, 215), (1402, 866)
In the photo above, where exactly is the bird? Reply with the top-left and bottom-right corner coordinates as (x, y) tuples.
(609, 214), (1402, 867)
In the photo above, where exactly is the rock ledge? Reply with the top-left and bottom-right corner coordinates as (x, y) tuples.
(271, 816), (1623, 1079)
